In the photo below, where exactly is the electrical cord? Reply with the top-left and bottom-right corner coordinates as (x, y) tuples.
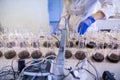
(0, 65), (17, 80)
(87, 60), (100, 80)
(0, 70), (10, 77)
(11, 59), (17, 80)
(51, 35), (60, 42)
(31, 76), (36, 80)
(75, 60), (82, 67)
(83, 68), (96, 80)
(68, 58), (98, 80)
(28, 55), (56, 67)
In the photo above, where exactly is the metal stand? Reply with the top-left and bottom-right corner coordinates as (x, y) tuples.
(56, 29), (68, 77)
(55, 15), (69, 79)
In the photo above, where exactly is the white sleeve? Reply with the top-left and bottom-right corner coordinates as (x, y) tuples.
(99, 0), (115, 19)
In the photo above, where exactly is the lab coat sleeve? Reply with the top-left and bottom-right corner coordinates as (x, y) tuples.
(99, 0), (114, 19)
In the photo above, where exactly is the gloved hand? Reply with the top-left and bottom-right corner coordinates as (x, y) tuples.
(52, 27), (61, 35)
(77, 16), (95, 35)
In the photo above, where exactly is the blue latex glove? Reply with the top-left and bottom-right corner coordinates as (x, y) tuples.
(78, 16), (95, 35)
